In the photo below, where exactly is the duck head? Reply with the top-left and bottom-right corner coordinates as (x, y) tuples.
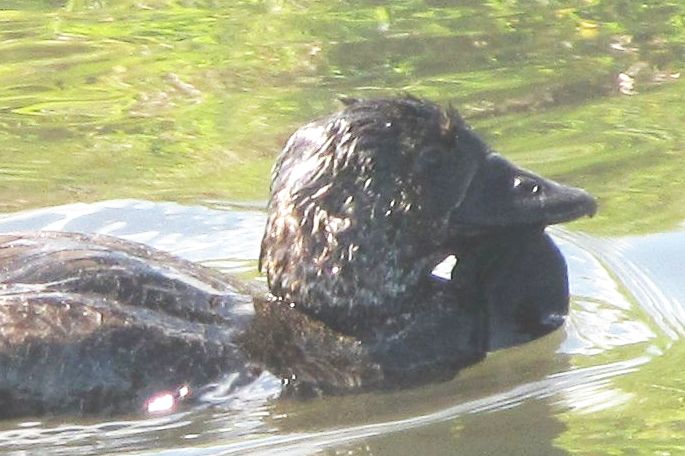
(259, 96), (595, 337)
(449, 152), (597, 235)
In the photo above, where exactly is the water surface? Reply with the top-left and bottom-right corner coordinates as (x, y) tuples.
(1, 1), (685, 454)
(0, 200), (682, 455)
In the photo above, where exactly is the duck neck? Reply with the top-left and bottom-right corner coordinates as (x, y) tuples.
(238, 275), (487, 396)
(237, 295), (384, 397)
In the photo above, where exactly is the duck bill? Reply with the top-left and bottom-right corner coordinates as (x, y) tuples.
(450, 153), (597, 232)
(527, 172), (598, 225)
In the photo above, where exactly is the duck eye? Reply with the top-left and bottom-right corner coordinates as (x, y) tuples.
(513, 176), (541, 194)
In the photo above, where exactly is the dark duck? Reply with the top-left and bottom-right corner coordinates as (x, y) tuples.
(0, 96), (596, 418)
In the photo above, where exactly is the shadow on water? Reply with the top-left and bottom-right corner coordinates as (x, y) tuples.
(0, 200), (681, 456)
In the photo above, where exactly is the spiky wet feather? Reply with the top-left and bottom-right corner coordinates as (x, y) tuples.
(259, 97), (483, 336)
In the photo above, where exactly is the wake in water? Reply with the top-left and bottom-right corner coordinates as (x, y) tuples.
(0, 201), (681, 456)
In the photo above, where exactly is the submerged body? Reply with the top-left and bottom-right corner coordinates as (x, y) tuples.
(0, 232), (257, 416)
(0, 97), (596, 418)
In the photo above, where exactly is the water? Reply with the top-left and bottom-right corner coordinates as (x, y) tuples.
(1, 1), (685, 454)
(0, 200), (682, 455)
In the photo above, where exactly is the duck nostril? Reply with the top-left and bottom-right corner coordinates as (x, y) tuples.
(513, 176), (541, 195)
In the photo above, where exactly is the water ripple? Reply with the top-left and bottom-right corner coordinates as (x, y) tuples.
(0, 202), (681, 455)
(554, 227), (685, 341)
(127, 357), (648, 456)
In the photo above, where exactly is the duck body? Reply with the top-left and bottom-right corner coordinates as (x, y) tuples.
(0, 97), (596, 418)
(257, 96), (593, 392)
(0, 232), (258, 417)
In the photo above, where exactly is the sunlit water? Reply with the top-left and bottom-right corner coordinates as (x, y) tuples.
(0, 200), (682, 456)
(2, 1), (685, 454)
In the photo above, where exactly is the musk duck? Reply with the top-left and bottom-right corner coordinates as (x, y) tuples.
(0, 96), (596, 418)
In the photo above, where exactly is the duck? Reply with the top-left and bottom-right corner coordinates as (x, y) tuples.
(0, 96), (596, 418)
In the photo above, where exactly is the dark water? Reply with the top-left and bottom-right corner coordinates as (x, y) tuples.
(1, 1), (685, 454)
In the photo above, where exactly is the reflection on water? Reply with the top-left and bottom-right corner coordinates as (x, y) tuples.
(613, 232), (685, 338)
(0, 199), (266, 273)
(0, 200), (682, 455)
(2, 0), (685, 453)
(555, 233), (656, 355)
(1, 1), (685, 234)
